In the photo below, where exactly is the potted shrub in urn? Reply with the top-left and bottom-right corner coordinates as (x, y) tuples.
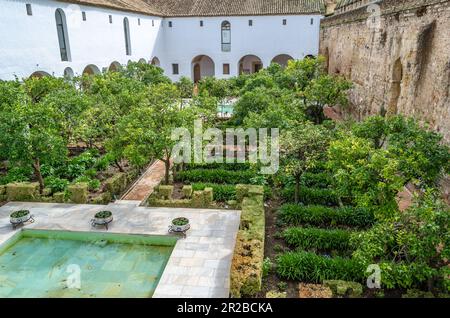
(10, 210), (32, 224)
(170, 217), (190, 232)
(91, 210), (113, 229)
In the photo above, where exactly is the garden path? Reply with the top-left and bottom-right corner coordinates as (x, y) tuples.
(121, 160), (166, 202)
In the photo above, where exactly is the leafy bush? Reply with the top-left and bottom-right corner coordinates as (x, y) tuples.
(0, 166), (33, 185)
(276, 251), (365, 282)
(281, 187), (339, 206)
(175, 169), (254, 184)
(278, 204), (375, 228)
(283, 227), (353, 252)
(301, 172), (333, 188)
(44, 176), (69, 193)
(74, 176), (100, 191)
(94, 153), (114, 171)
(191, 183), (236, 201)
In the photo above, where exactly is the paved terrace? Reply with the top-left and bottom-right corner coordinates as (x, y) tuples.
(0, 202), (241, 298)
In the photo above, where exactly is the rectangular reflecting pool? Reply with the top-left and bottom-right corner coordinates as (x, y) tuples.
(0, 229), (177, 298)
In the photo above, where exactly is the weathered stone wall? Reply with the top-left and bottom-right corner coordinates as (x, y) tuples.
(320, 0), (450, 143)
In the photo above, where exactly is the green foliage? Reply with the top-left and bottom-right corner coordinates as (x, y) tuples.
(278, 204), (375, 228)
(276, 251), (365, 283)
(281, 187), (339, 206)
(327, 133), (405, 215)
(191, 183), (236, 201)
(44, 176), (69, 193)
(0, 166), (33, 185)
(262, 257), (273, 278)
(198, 77), (231, 100)
(175, 169), (254, 184)
(283, 227), (353, 252)
(121, 61), (171, 85)
(176, 76), (194, 98)
(351, 191), (449, 290)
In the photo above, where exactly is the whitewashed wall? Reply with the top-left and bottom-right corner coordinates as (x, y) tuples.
(0, 0), (321, 81)
(0, 0), (162, 80)
(160, 15), (322, 81)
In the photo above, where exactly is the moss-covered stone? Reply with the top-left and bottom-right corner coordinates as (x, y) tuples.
(158, 185), (174, 200)
(6, 182), (39, 201)
(182, 185), (193, 199)
(323, 280), (363, 298)
(42, 188), (52, 197)
(104, 173), (127, 196)
(0, 194), (7, 202)
(0, 185), (6, 195)
(227, 200), (238, 209)
(402, 289), (435, 298)
(53, 192), (65, 203)
(68, 183), (88, 204)
(203, 187), (213, 206)
(191, 190), (204, 208)
(90, 192), (112, 205)
(147, 198), (192, 208)
(230, 185), (265, 298)
(266, 290), (287, 298)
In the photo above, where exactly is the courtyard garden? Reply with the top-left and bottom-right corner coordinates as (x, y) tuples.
(0, 58), (449, 298)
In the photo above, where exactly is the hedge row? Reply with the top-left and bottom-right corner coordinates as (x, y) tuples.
(278, 204), (375, 228)
(283, 227), (353, 252)
(184, 162), (251, 171)
(191, 183), (236, 201)
(281, 187), (339, 206)
(276, 251), (365, 283)
(175, 169), (254, 184)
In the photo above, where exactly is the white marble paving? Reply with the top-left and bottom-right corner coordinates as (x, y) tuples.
(0, 202), (241, 298)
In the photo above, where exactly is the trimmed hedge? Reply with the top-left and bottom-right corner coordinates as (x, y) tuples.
(283, 227), (353, 252)
(192, 183), (236, 201)
(279, 204), (375, 228)
(276, 251), (365, 283)
(281, 187), (339, 206)
(184, 162), (251, 171)
(175, 169), (254, 184)
(230, 187), (265, 298)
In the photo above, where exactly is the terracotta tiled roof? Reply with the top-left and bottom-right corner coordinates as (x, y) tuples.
(57, 0), (163, 16)
(335, 0), (363, 9)
(58, 0), (325, 17)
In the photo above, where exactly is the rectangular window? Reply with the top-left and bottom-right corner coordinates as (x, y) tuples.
(310, 18), (314, 25)
(109, 15), (112, 23)
(82, 12), (86, 21)
(138, 18), (141, 26)
(248, 20), (253, 26)
(200, 20), (203, 27)
(223, 64), (230, 75)
(172, 64), (179, 75)
(282, 19), (287, 25)
(26, 4), (32, 16)
(168, 21), (173, 28)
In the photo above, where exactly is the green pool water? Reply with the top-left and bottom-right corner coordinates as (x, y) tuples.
(0, 229), (176, 298)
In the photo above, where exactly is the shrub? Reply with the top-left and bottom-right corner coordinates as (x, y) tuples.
(0, 166), (33, 185)
(278, 204), (375, 228)
(281, 187), (339, 206)
(276, 251), (365, 283)
(175, 169), (254, 184)
(68, 183), (88, 204)
(184, 162), (251, 171)
(94, 153), (114, 171)
(192, 183), (236, 201)
(44, 176), (69, 193)
(283, 227), (353, 251)
(301, 172), (333, 188)
(74, 176), (100, 191)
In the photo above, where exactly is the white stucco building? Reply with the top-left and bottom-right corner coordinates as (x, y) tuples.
(0, 0), (324, 81)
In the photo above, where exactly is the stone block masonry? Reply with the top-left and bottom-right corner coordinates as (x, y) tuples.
(320, 0), (450, 143)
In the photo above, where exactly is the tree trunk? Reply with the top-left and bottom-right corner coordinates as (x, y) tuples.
(115, 159), (124, 172)
(294, 175), (301, 204)
(164, 159), (170, 185)
(32, 159), (44, 194)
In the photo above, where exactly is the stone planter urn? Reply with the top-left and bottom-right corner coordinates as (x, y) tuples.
(91, 210), (113, 230)
(170, 217), (190, 233)
(10, 210), (32, 224)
